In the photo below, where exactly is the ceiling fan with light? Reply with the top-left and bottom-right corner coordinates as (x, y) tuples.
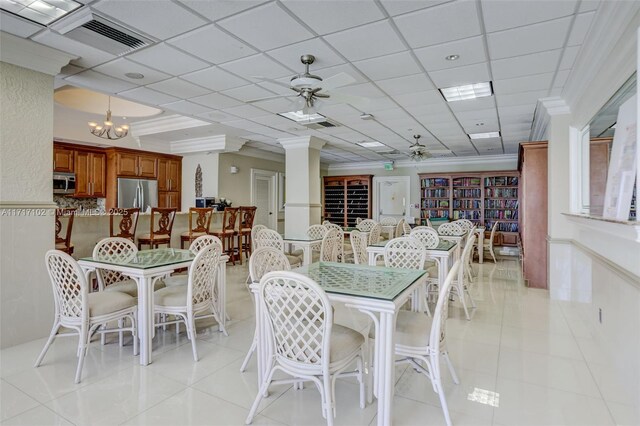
(409, 135), (451, 161)
(248, 54), (369, 113)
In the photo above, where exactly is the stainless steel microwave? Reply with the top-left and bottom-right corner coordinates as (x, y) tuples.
(53, 172), (76, 195)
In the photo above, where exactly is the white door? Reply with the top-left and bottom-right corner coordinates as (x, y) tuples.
(373, 176), (410, 222)
(251, 169), (278, 229)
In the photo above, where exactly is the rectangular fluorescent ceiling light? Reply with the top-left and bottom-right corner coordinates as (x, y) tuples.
(1, 0), (82, 25)
(469, 131), (501, 139)
(440, 82), (493, 102)
(356, 141), (385, 148)
(278, 110), (326, 123)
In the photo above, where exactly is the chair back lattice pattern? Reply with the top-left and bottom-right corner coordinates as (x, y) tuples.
(350, 229), (368, 265)
(368, 223), (382, 245)
(453, 219), (473, 232)
(93, 237), (138, 288)
(410, 228), (440, 249)
(489, 221), (500, 244)
(189, 235), (223, 254)
(239, 206), (257, 230)
(251, 225), (267, 251)
(402, 221), (412, 236)
(255, 229), (285, 251)
(307, 225), (328, 252)
(260, 271), (332, 366)
(379, 216), (397, 226)
(188, 208), (214, 235)
(45, 250), (87, 320)
(383, 237), (426, 270)
(188, 244), (221, 310)
(221, 207), (239, 232)
(356, 219), (377, 232)
(109, 208), (140, 241)
(55, 208), (76, 246)
(150, 208), (177, 238)
(320, 228), (342, 262)
(355, 217), (363, 225)
(395, 219), (406, 237)
(438, 222), (464, 236)
(249, 247), (291, 283)
(323, 222), (341, 231)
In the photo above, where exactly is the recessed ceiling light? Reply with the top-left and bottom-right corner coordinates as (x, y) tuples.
(0, 0), (82, 25)
(278, 110), (326, 123)
(125, 72), (145, 80)
(445, 54), (460, 61)
(468, 131), (501, 139)
(356, 141), (385, 148)
(360, 113), (374, 120)
(440, 82), (493, 102)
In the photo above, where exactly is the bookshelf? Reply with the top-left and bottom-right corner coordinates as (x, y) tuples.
(419, 171), (520, 246)
(323, 175), (373, 227)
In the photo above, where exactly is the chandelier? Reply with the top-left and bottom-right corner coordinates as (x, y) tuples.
(88, 97), (129, 140)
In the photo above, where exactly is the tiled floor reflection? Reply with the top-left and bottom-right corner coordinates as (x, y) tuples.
(1, 257), (635, 425)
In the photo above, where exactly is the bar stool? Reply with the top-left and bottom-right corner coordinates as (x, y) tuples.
(236, 206), (257, 264)
(109, 208), (140, 241)
(137, 208), (177, 249)
(210, 207), (239, 264)
(55, 208), (76, 255)
(180, 207), (214, 249)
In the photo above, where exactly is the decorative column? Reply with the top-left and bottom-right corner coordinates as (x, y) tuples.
(279, 136), (326, 238)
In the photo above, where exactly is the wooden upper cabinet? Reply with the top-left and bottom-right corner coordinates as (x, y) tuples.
(138, 154), (157, 178)
(91, 152), (106, 197)
(115, 152), (157, 178)
(73, 150), (106, 197)
(74, 151), (91, 196)
(158, 158), (180, 191)
(53, 146), (74, 173)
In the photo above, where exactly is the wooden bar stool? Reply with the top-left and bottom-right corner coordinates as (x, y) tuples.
(109, 208), (140, 242)
(236, 206), (257, 264)
(180, 207), (214, 249)
(210, 207), (239, 264)
(137, 208), (177, 249)
(55, 208), (76, 255)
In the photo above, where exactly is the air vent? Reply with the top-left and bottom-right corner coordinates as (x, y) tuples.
(81, 20), (147, 50)
(301, 120), (338, 130)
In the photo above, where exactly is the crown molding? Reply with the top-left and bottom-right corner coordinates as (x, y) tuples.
(278, 135), (326, 150)
(130, 114), (210, 139)
(170, 135), (245, 154)
(530, 97), (571, 141)
(0, 31), (76, 76)
(327, 154), (518, 171)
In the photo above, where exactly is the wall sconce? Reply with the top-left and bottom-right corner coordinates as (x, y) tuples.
(229, 166), (239, 174)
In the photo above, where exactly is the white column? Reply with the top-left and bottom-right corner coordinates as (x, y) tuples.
(279, 136), (326, 238)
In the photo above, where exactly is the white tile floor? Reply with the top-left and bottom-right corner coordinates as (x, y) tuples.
(1, 258), (637, 425)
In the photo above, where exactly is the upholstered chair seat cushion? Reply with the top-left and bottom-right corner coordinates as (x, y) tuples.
(87, 291), (136, 317)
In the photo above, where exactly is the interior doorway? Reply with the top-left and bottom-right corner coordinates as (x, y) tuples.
(373, 176), (410, 222)
(250, 169), (278, 230)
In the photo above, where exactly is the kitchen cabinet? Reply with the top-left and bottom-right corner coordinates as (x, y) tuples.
(74, 150), (106, 197)
(159, 191), (179, 209)
(53, 146), (74, 173)
(115, 152), (157, 178)
(158, 158), (180, 191)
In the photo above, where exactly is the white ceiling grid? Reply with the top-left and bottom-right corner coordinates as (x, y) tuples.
(3, 0), (600, 163)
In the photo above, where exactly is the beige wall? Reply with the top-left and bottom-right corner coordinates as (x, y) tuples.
(181, 152), (219, 211)
(0, 62), (56, 348)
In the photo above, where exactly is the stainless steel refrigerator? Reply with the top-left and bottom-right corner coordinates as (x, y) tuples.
(117, 178), (158, 211)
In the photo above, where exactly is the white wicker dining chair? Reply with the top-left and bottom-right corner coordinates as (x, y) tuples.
(402, 220), (411, 236)
(240, 247), (291, 373)
(379, 216), (397, 226)
(254, 228), (302, 267)
(246, 271), (366, 425)
(424, 218), (433, 228)
(410, 227), (440, 249)
(367, 223), (382, 246)
(35, 250), (138, 383)
(323, 222), (351, 262)
(452, 219), (473, 232)
(308, 224), (328, 254)
(320, 227), (342, 262)
(383, 237), (426, 270)
(465, 226), (477, 282)
(395, 219), (406, 237)
(349, 229), (368, 265)
(356, 218), (376, 232)
(164, 235), (223, 287)
(483, 221), (500, 263)
(394, 260), (462, 426)
(154, 244), (224, 361)
(437, 222), (464, 236)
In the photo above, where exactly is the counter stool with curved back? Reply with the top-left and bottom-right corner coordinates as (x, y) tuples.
(109, 208), (140, 242)
(137, 208), (177, 249)
(180, 207), (214, 249)
(55, 208), (76, 255)
(237, 206), (257, 264)
(210, 207), (239, 265)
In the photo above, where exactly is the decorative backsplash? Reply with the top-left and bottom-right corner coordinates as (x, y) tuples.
(54, 196), (106, 213)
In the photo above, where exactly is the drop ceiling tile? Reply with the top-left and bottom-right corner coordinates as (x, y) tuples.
(221, 84), (277, 102)
(393, 90), (444, 108)
(180, 66), (248, 91)
(190, 92), (243, 109)
(406, 101), (451, 117)
(461, 123), (500, 134)
(499, 114), (533, 126)
(496, 90), (548, 107)
(224, 104), (276, 119)
(267, 38), (345, 70)
(376, 73), (433, 96)
(127, 44), (209, 76)
(549, 87), (563, 96)
(315, 63), (368, 84)
(448, 96), (495, 112)
(579, 0), (600, 12)
(553, 69), (571, 87)
(32, 30), (116, 68)
(65, 70), (137, 94)
(251, 114), (294, 128)
(567, 11), (596, 46)
(323, 20), (406, 61)
(177, 0), (268, 21)
(337, 82), (386, 98)
(168, 24), (257, 64)
(487, 17), (572, 60)
(491, 49), (562, 79)
(428, 62), (490, 88)
(353, 51), (422, 81)
(161, 100), (212, 115)
(414, 36), (488, 72)
(147, 77), (211, 98)
(219, 53), (293, 79)
(119, 87), (180, 105)
(380, 0), (452, 16)
(393, 1), (481, 48)
(197, 110), (238, 122)
(1, 11), (42, 37)
(455, 108), (498, 122)
(93, 58), (170, 85)
(281, 0), (384, 35)
(253, 98), (295, 114)
(359, 96), (399, 112)
(502, 123), (532, 133)
(493, 72), (555, 95)
(497, 104), (536, 117)
(217, 2), (313, 50)
(481, 0), (577, 33)
(558, 45), (580, 70)
(93, 0), (207, 39)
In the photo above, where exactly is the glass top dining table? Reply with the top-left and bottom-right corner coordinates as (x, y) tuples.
(80, 248), (195, 269)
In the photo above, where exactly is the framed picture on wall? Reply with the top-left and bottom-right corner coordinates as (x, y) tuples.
(278, 172), (286, 212)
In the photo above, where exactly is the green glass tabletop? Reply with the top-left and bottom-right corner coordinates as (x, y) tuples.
(371, 240), (457, 251)
(80, 248), (195, 270)
(282, 235), (322, 242)
(343, 227), (358, 232)
(295, 262), (425, 301)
